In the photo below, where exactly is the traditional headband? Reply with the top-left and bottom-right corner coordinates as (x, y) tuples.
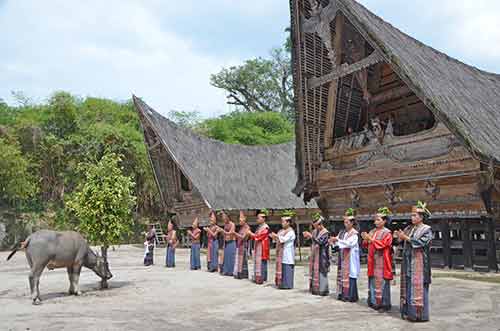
(312, 212), (324, 223)
(344, 208), (356, 220)
(281, 209), (297, 218)
(376, 206), (392, 218)
(412, 201), (431, 216)
(257, 208), (270, 217)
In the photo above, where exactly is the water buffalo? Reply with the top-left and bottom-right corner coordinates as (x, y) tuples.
(7, 230), (113, 305)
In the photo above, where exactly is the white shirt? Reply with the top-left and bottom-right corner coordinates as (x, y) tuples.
(278, 229), (296, 265)
(335, 229), (361, 279)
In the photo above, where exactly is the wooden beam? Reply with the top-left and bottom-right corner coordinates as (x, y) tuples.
(369, 85), (412, 105)
(308, 51), (384, 90)
(323, 13), (344, 149)
(148, 140), (162, 151)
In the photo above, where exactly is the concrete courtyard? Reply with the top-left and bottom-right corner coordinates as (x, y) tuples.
(1, 246), (499, 331)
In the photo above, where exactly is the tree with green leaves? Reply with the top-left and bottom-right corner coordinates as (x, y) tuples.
(45, 91), (78, 138)
(198, 111), (294, 145)
(67, 152), (136, 288)
(0, 138), (37, 208)
(210, 32), (294, 121)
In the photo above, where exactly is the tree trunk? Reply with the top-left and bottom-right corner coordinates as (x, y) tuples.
(100, 245), (109, 289)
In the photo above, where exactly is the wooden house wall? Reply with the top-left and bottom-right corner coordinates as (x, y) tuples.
(290, 0), (498, 271)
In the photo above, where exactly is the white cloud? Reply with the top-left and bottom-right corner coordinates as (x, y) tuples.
(0, 0), (242, 117)
(1, 0), (499, 117)
(358, 0), (500, 73)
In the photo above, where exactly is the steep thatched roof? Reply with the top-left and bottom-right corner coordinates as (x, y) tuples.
(339, 0), (500, 162)
(133, 96), (317, 211)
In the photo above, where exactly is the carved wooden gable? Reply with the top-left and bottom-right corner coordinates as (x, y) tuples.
(291, 0), (384, 200)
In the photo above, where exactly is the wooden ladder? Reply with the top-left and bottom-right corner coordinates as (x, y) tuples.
(151, 223), (165, 246)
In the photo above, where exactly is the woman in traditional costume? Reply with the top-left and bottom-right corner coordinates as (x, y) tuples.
(248, 209), (270, 284)
(361, 207), (394, 312)
(221, 211), (237, 276)
(165, 220), (177, 268)
(395, 201), (433, 322)
(187, 218), (202, 270)
(271, 210), (296, 289)
(303, 212), (330, 296)
(204, 210), (222, 272)
(233, 211), (250, 279)
(330, 208), (360, 302)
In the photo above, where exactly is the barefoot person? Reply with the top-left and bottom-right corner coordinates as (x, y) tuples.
(395, 201), (433, 322)
(271, 210), (296, 289)
(165, 220), (178, 268)
(330, 208), (360, 302)
(233, 211), (250, 279)
(248, 209), (270, 284)
(361, 207), (393, 312)
(188, 218), (202, 270)
(221, 211), (237, 276)
(204, 210), (222, 272)
(303, 212), (330, 296)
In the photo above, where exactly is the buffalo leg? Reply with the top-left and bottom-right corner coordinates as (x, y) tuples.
(71, 264), (82, 295)
(30, 263), (46, 305)
(67, 267), (75, 295)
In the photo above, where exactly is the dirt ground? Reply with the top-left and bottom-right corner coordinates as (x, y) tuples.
(1, 246), (499, 331)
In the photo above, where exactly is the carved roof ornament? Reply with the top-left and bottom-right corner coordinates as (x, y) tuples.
(302, 0), (339, 66)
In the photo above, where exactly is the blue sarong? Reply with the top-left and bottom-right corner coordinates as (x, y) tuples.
(368, 277), (391, 310)
(280, 264), (294, 289)
(190, 243), (201, 270)
(222, 240), (236, 276)
(208, 239), (219, 272)
(166, 246), (176, 268)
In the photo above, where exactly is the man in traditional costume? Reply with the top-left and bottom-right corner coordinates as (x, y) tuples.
(395, 201), (433, 322)
(330, 208), (360, 302)
(303, 212), (330, 296)
(221, 211), (237, 276)
(271, 210), (296, 289)
(362, 207), (393, 312)
(248, 209), (270, 284)
(187, 218), (201, 270)
(233, 211), (250, 279)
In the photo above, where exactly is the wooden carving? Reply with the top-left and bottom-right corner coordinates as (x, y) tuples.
(350, 189), (360, 207)
(370, 117), (384, 145)
(425, 180), (440, 200)
(384, 184), (401, 205)
(302, 0), (339, 66)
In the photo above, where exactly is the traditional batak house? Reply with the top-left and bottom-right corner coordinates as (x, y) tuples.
(133, 96), (318, 234)
(290, 0), (500, 271)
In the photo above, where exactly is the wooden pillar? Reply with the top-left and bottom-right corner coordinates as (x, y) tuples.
(462, 221), (473, 271)
(440, 220), (452, 269)
(297, 223), (302, 262)
(487, 217), (499, 272)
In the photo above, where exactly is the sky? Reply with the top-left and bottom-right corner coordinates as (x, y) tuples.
(1, 0), (499, 118)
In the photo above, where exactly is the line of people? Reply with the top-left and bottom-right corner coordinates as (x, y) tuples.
(143, 201), (433, 323)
